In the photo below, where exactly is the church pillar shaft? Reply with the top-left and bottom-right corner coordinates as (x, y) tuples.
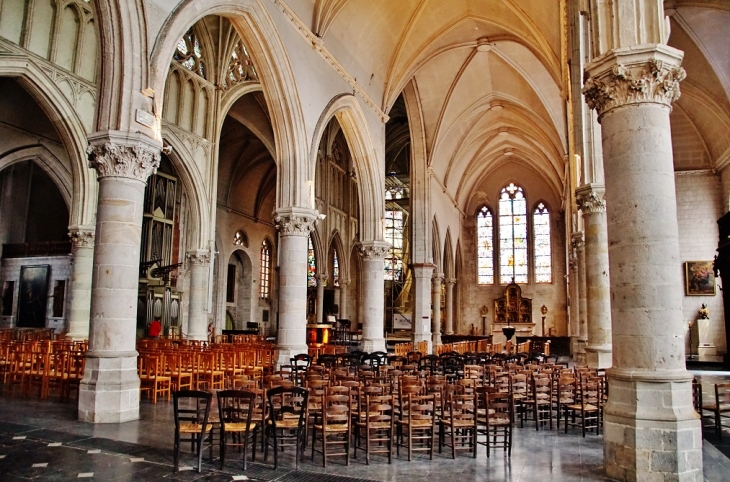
(444, 278), (456, 335)
(584, 45), (701, 481)
(66, 225), (95, 340)
(338, 280), (349, 320)
(577, 184), (612, 369)
(186, 250), (210, 341)
(569, 257), (580, 337)
(79, 131), (161, 423)
(358, 242), (387, 352)
(316, 273), (327, 324)
(411, 263), (434, 353)
(274, 209), (316, 365)
(572, 232), (588, 364)
(431, 273), (443, 347)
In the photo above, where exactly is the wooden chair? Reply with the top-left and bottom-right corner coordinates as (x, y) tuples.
(555, 376), (576, 430)
(264, 385), (309, 470)
(528, 374), (553, 430)
(196, 352), (224, 391)
(311, 385), (352, 467)
(217, 389), (258, 470)
(173, 390), (214, 473)
(702, 382), (730, 439)
(354, 392), (394, 464)
(564, 376), (603, 436)
(396, 386), (436, 461)
(476, 388), (513, 457)
(439, 392), (477, 458)
(138, 354), (171, 403)
(165, 353), (193, 392)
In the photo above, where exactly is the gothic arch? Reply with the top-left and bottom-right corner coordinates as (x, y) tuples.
(149, 0), (309, 209)
(159, 128), (209, 249)
(327, 230), (347, 281)
(310, 94), (384, 242)
(310, 226), (326, 279)
(0, 146), (72, 210)
(0, 61), (95, 227)
(432, 217), (442, 273)
(443, 229), (455, 279)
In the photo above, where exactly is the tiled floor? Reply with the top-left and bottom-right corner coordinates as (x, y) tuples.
(0, 371), (727, 481)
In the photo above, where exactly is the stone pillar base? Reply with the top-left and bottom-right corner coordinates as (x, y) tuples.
(432, 332), (441, 348)
(276, 345), (309, 368)
(604, 370), (703, 482)
(78, 354), (140, 423)
(586, 344), (612, 369)
(572, 337), (587, 365)
(361, 338), (386, 353)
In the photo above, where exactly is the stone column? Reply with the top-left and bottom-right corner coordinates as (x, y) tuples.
(274, 208), (317, 365)
(572, 232), (588, 364)
(66, 225), (95, 340)
(411, 263), (434, 353)
(338, 278), (349, 320)
(583, 46), (701, 481)
(569, 257), (580, 338)
(431, 273), (443, 347)
(186, 250), (210, 341)
(358, 241), (388, 352)
(79, 132), (160, 423)
(315, 273), (328, 324)
(444, 278), (456, 335)
(576, 184), (612, 369)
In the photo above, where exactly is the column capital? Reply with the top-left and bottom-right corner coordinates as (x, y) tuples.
(445, 277), (457, 286)
(583, 45), (685, 118)
(68, 225), (96, 249)
(273, 207), (318, 236)
(569, 257), (578, 271)
(186, 249), (210, 266)
(87, 131), (161, 181)
(576, 183), (606, 214)
(432, 272), (444, 283)
(358, 241), (390, 260)
(315, 273), (329, 283)
(571, 231), (585, 250)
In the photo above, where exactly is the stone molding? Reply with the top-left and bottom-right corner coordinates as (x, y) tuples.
(571, 232), (585, 250)
(432, 272), (444, 283)
(445, 277), (457, 285)
(357, 242), (390, 260)
(575, 183), (607, 214)
(569, 257), (578, 271)
(274, 211), (317, 236)
(583, 45), (685, 118)
(315, 273), (329, 282)
(68, 226), (95, 249)
(186, 251), (210, 266)
(87, 140), (161, 181)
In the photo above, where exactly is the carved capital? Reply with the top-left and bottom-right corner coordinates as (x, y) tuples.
(357, 241), (390, 260)
(187, 250), (210, 266)
(569, 257), (578, 271)
(315, 273), (329, 283)
(274, 208), (317, 236)
(445, 277), (457, 286)
(583, 45), (685, 117)
(571, 232), (585, 250)
(87, 133), (161, 181)
(68, 226), (95, 249)
(575, 183), (606, 214)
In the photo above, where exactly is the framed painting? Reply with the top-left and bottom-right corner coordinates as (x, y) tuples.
(685, 260), (716, 296)
(18, 265), (50, 328)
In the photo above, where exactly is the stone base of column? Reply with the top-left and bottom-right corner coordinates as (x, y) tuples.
(276, 345), (309, 368)
(432, 332), (441, 348)
(413, 333), (432, 354)
(78, 354), (140, 423)
(572, 337), (587, 365)
(604, 369), (703, 482)
(586, 344), (612, 369)
(361, 338), (386, 353)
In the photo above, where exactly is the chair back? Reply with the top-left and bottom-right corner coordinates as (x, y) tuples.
(267, 385), (309, 430)
(217, 389), (255, 429)
(173, 390), (213, 431)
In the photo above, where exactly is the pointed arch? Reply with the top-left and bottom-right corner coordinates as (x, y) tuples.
(0, 146), (73, 210)
(328, 230), (347, 283)
(0, 61), (95, 227)
(150, 0), (309, 209)
(310, 94), (384, 242)
(443, 229), (455, 279)
(432, 217), (442, 273)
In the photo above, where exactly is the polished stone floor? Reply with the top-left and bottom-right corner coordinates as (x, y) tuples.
(0, 371), (726, 481)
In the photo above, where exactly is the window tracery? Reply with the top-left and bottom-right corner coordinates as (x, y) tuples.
(233, 230), (248, 247)
(384, 209), (405, 280)
(308, 236), (317, 287)
(259, 240), (271, 299)
(533, 202), (552, 283)
(477, 206), (494, 284)
(499, 183), (528, 284)
(174, 28), (206, 79)
(332, 250), (340, 287)
(223, 40), (258, 89)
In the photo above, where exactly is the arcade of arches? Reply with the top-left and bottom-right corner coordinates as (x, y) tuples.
(0, 1), (728, 480)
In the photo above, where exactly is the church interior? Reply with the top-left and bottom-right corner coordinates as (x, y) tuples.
(0, 1), (729, 480)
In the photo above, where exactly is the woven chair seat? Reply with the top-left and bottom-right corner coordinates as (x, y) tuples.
(314, 423), (349, 432)
(222, 422), (257, 432)
(179, 422), (213, 434)
(703, 403), (730, 412)
(567, 403), (598, 412)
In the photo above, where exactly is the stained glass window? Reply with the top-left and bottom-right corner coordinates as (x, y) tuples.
(259, 240), (271, 299)
(307, 236), (317, 287)
(533, 202), (552, 283)
(233, 230), (247, 247)
(477, 206), (494, 284)
(223, 40), (258, 90)
(384, 209), (404, 280)
(174, 28), (206, 79)
(499, 183), (528, 284)
(332, 250), (340, 287)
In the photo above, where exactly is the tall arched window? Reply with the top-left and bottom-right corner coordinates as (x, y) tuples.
(499, 183), (528, 284)
(307, 236), (317, 287)
(259, 240), (271, 299)
(332, 250), (340, 287)
(533, 202), (552, 283)
(384, 205), (405, 281)
(476, 206), (494, 284)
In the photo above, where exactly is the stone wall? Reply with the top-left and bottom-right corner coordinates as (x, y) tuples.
(675, 172), (727, 354)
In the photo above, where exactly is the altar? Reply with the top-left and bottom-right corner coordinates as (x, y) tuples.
(491, 282), (535, 344)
